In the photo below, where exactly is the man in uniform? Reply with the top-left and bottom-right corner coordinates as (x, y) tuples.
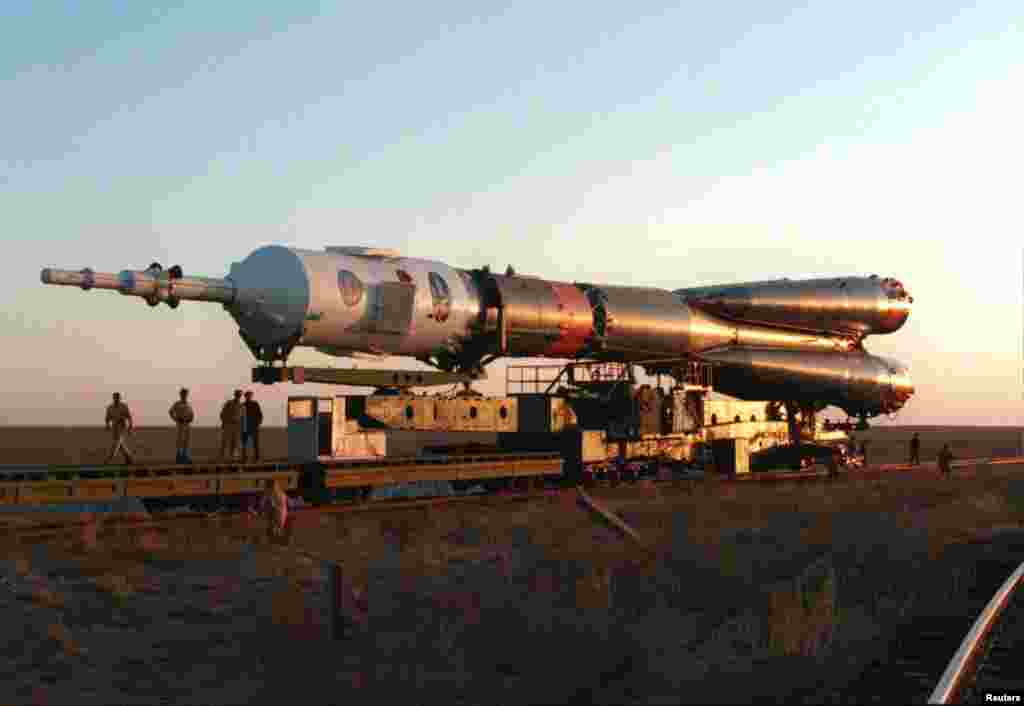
(909, 432), (921, 466)
(241, 390), (264, 463)
(105, 392), (134, 464)
(168, 388), (195, 464)
(219, 389), (243, 461)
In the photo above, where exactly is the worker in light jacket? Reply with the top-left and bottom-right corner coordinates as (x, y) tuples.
(105, 392), (135, 465)
(169, 388), (194, 464)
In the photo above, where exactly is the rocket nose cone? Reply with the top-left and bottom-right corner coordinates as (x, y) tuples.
(879, 301), (912, 333)
(878, 278), (913, 333)
(229, 245), (310, 348)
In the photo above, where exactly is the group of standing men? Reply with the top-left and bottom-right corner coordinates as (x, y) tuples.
(215, 389), (264, 464)
(104, 389), (264, 465)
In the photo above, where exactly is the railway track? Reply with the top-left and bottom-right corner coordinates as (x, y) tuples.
(781, 544), (1024, 705)
(0, 483), (569, 543)
(1, 452), (1020, 540)
(930, 560), (1024, 704)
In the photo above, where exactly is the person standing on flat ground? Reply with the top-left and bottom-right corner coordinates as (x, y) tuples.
(909, 432), (921, 466)
(241, 390), (263, 463)
(169, 388), (195, 464)
(105, 392), (134, 465)
(827, 446), (841, 478)
(219, 389), (243, 461)
(253, 479), (289, 539)
(938, 443), (954, 475)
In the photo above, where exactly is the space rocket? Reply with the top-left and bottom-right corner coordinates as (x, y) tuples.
(41, 244), (914, 418)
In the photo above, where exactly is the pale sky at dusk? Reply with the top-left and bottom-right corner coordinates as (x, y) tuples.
(3, 1), (1023, 427)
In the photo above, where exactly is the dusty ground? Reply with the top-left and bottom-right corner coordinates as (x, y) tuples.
(2, 425), (1022, 466)
(1, 461), (1023, 704)
(0, 427), (292, 465)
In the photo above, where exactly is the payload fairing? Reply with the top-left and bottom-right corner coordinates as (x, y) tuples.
(41, 245), (914, 419)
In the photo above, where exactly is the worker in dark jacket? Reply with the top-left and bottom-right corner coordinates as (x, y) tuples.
(241, 390), (264, 463)
(938, 443), (954, 475)
(219, 390), (243, 461)
(827, 446), (841, 478)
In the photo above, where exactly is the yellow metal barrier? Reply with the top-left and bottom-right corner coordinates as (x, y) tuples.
(323, 457), (561, 489)
(0, 470), (299, 505)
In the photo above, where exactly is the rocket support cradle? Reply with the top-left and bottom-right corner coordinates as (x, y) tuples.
(40, 245), (915, 419)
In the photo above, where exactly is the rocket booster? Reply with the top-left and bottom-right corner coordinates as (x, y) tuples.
(40, 245), (915, 418)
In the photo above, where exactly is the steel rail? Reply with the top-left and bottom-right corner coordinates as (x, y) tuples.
(0, 484), (565, 540)
(927, 560), (1024, 704)
(0, 451), (1007, 539)
(1, 452), (1020, 480)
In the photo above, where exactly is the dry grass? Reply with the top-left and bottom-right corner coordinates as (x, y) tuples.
(597, 466), (1024, 551)
(93, 573), (134, 598)
(270, 586), (308, 627)
(1, 453), (1021, 703)
(574, 567), (613, 610)
(606, 463), (1024, 658)
(46, 622), (87, 657)
(766, 560), (838, 657)
(27, 585), (67, 610)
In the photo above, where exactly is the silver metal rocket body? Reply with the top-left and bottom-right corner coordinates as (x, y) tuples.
(676, 275), (913, 337)
(698, 347), (914, 418)
(40, 245), (917, 418)
(222, 245), (483, 361)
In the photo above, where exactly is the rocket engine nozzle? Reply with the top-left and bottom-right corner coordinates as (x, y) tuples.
(40, 267), (236, 307)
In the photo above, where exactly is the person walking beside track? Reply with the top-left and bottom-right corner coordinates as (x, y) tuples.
(105, 392), (135, 465)
(827, 446), (841, 478)
(169, 388), (195, 464)
(909, 432), (921, 466)
(219, 389), (243, 461)
(938, 443), (954, 476)
(241, 390), (263, 463)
